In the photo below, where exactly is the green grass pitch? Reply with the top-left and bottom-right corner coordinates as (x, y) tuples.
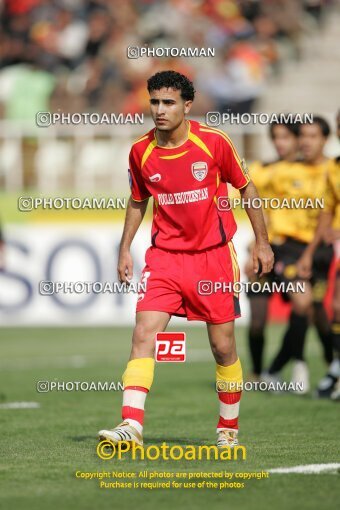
(0, 324), (339, 510)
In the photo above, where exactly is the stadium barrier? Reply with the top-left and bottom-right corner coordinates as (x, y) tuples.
(0, 224), (252, 326)
(0, 118), (265, 192)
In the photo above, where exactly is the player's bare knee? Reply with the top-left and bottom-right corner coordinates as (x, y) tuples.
(292, 301), (310, 315)
(210, 335), (236, 364)
(291, 292), (311, 315)
(250, 320), (266, 336)
(132, 322), (156, 348)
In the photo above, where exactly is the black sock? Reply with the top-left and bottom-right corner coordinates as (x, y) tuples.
(313, 302), (334, 364)
(291, 312), (309, 360)
(248, 330), (265, 375)
(269, 328), (292, 374)
(269, 312), (308, 373)
(317, 331), (334, 364)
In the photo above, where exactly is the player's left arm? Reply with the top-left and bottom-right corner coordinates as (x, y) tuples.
(240, 181), (274, 276)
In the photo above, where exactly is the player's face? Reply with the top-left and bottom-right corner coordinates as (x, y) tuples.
(299, 123), (326, 163)
(271, 125), (298, 160)
(149, 88), (192, 131)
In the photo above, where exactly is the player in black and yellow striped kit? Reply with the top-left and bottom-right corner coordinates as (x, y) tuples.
(297, 112), (340, 398)
(246, 119), (300, 381)
(264, 117), (334, 393)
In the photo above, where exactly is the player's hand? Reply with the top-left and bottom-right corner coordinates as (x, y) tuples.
(296, 251), (313, 279)
(117, 249), (133, 283)
(253, 241), (274, 277)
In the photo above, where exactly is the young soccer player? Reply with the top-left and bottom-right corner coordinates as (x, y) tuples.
(297, 112), (340, 398)
(98, 71), (273, 447)
(264, 117), (334, 392)
(245, 119), (300, 381)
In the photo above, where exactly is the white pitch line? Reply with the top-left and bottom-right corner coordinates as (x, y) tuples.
(0, 402), (40, 409)
(268, 464), (340, 474)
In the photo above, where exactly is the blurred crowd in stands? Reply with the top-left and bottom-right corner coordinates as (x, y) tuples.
(0, 0), (335, 120)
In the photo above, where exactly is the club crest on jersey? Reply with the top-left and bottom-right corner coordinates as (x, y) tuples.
(192, 161), (208, 181)
(292, 180), (302, 188)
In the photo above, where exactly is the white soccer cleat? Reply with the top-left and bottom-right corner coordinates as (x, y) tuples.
(98, 421), (143, 445)
(216, 430), (239, 448)
(290, 361), (310, 394)
(260, 371), (283, 393)
(316, 359), (340, 398)
(316, 373), (338, 398)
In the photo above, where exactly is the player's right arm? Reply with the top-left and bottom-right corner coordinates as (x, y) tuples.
(216, 134), (273, 276)
(118, 146), (151, 283)
(118, 196), (149, 283)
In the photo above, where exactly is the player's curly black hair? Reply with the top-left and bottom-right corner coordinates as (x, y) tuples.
(147, 71), (195, 101)
(308, 115), (331, 137)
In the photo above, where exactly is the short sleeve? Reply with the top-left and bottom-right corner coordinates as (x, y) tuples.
(128, 148), (151, 202)
(217, 134), (250, 189)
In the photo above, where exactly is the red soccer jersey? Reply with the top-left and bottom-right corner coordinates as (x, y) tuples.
(128, 120), (250, 251)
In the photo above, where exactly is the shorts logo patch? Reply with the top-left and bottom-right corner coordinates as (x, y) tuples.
(138, 270), (151, 301)
(192, 161), (208, 181)
(283, 264), (297, 279)
(312, 281), (327, 302)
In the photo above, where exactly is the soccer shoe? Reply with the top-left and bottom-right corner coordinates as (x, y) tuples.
(216, 430), (239, 448)
(98, 421), (143, 445)
(290, 361), (310, 395)
(315, 373), (338, 398)
(260, 371), (283, 393)
(316, 359), (340, 398)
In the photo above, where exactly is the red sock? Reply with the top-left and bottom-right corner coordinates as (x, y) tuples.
(216, 391), (242, 431)
(122, 385), (148, 434)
